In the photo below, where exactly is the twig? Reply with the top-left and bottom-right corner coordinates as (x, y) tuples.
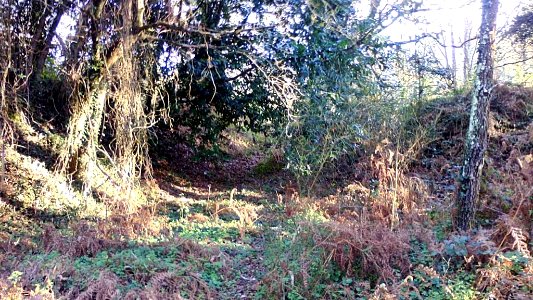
(495, 55), (533, 68)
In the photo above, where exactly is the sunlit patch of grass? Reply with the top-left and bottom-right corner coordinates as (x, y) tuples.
(220, 127), (272, 157)
(158, 187), (265, 247)
(207, 197), (262, 221)
(170, 219), (248, 246)
(0, 201), (41, 238)
(5, 148), (106, 219)
(233, 188), (264, 199)
(3, 237), (229, 297)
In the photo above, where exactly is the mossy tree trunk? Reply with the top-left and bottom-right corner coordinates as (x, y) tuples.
(58, 0), (108, 184)
(58, 0), (133, 193)
(456, 0), (499, 230)
(58, 0), (154, 197)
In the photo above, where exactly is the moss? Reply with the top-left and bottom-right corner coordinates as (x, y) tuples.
(253, 156), (284, 176)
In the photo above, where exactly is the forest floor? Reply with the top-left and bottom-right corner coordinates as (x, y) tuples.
(0, 85), (532, 299)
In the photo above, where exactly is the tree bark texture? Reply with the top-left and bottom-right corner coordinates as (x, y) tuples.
(456, 0), (499, 230)
(58, 0), (113, 183)
(59, 0), (148, 194)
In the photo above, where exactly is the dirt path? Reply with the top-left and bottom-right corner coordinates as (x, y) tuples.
(152, 151), (288, 299)
(219, 235), (266, 299)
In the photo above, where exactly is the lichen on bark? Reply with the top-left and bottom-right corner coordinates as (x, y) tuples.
(456, 0), (499, 230)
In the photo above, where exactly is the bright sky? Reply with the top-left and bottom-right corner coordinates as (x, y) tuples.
(383, 0), (526, 42)
(377, 0), (530, 83)
(58, 0), (526, 45)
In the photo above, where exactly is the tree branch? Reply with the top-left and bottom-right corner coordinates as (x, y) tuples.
(433, 35), (479, 48)
(385, 33), (478, 48)
(495, 55), (533, 68)
(134, 21), (273, 39)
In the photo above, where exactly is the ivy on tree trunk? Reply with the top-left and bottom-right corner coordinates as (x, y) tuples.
(456, 0), (499, 230)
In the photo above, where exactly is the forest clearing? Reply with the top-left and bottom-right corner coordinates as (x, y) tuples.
(0, 0), (532, 299)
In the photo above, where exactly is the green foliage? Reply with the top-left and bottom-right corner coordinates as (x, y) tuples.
(407, 269), (478, 300)
(508, 4), (533, 44)
(201, 259), (226, 288)
(279, 0), (430, 191)
(410, 239), (436, 267)
(501, 251), (531, 274)
(74, 247), (182, 281)
(172, 220), (241, 244)
(284, 89), (368, 191)
(259, 216), (361, 299)
(154, 0), (291, 148)
(71, 244), (229, 291)
(443, 235), (470, 257)
(40, 57), (60, 81)
(281, 1), (381, 191)
(433, 218), (454, 242)
(253, 155), (284, 176)
(447, 272), (478, 300)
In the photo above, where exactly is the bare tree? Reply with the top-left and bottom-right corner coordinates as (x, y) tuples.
(0, 2), (12, 187)
(463, 21), (475, 85)
(456, 0), (499, 230)
(450, 29), (457, 89)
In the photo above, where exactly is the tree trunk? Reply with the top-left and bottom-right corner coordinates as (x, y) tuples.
(60, 72), (107, 180)
(58, 0), (148, 194)
(450, 30), (457, 90)
(456, 0), (498, 230)
(57, 0), (113, 189)
(463, 21), (474, 85)
(33, 4), (67, 79)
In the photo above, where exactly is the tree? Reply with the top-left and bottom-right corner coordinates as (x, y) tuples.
(282, 0), (424, 191)
(155, 0), (292, 146)
(456, 0), (499, 230)
(56, 0), (296, 194)
(57, 0), (150, 194)
(462, 21), (475, 86)
(508, 4), (533, 45)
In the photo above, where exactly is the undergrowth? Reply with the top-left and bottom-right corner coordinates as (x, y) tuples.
(1, 86), (533, 299)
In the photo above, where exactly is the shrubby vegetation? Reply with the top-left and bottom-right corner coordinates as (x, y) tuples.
(0, 0), (532, 299)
